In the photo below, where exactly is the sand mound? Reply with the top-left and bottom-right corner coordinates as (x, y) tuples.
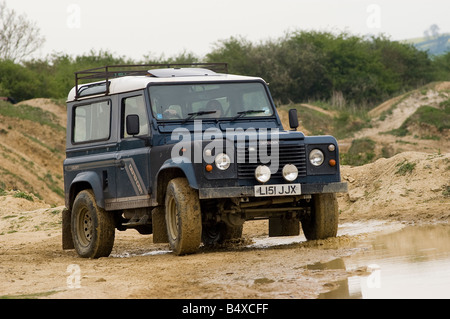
(339, 151), (450, 223)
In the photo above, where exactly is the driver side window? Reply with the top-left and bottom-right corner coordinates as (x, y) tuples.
(122, 95), (149, 138)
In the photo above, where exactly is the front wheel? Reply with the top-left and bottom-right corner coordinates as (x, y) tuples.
(165, 178), (202, 255)
(301, 193), (339, 240)
(71, 190), (115, 258)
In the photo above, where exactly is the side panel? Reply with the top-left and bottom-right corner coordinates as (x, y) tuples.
(64, 95), (119, 209)
(64, 157), (117, 209)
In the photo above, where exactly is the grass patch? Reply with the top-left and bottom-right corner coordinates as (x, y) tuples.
(38, 172), (64, 198)
(384, 102), (450, 137)
(395, 160), (416, 176)
(280, 103), (370, 139)
(443, 185), (450, 197)
(332, 110), (371, 139)
(409, 104), (450, 132)
(23, 133), (63, 156)
(2, 215), (18, 219)
(1, 290), (59, 299)
(13, 191), (34, 202)
(385, 126), (409, 137)
(0, 101), (65, 132)
(49, 209), (61, 215)
(395, 140), (417, 145)
(341, 138), (376, 166)
(0, 157), (42, 201)
(282, 104), (333, 135)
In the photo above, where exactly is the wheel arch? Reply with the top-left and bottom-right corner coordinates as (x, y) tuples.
(154, 160), (198, 205)
(68, 171), (105, 210)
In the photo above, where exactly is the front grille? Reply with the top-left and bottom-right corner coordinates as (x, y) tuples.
(237, 143), (307, 180)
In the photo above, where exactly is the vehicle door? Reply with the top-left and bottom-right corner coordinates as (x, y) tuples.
(65, 98), (120, 207)
(113, 92), (152, 209)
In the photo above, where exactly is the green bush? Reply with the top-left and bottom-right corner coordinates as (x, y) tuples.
(0, 30), (448, 109)
(207, 31), (436, 108)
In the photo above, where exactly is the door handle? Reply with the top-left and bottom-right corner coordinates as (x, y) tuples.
(115, 159), (125, 169)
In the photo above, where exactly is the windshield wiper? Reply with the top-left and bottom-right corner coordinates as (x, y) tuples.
(181, 111), (217, 124)
(231, 109), (266, 122)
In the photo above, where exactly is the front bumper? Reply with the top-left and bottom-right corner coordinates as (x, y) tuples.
(198, 182), (348, 199)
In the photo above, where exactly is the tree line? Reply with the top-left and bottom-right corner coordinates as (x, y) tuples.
(207, 31), (450, 108)
(0, 30), (449, 107)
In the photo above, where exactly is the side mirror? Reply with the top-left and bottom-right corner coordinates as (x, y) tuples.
(126, 114), (140, 136)
(288, 109), (299, 131)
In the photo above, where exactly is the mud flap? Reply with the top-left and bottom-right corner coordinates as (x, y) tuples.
(62, 208), (74, 249)
(152, 206), (169, 243)
(269, 217), (300, 237)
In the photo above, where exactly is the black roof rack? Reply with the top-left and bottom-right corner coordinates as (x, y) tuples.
(74, 63), (228, 99)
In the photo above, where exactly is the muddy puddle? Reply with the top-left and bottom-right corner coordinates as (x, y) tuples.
(318, 224), (450, 299)
(111, 220), (402, 257)
(106, 221), (450, 299)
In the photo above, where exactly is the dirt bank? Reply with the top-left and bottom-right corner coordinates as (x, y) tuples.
(339, 151), (450, 223)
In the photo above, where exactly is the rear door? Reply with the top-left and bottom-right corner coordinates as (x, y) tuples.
(64, 97), (119, 208)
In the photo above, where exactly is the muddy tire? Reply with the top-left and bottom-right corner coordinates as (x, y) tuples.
(301, 193), (339, 240)
(71, 190), (115, 258)
(202, 222), (243, 246)
(165, 178), (202, 255)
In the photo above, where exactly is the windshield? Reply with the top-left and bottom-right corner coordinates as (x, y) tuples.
(149, 82), (274, 121)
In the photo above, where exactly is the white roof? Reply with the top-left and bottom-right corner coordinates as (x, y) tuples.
(67, 71), (263, 102)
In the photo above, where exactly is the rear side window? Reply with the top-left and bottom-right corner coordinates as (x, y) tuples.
(73, 100), (111, 143)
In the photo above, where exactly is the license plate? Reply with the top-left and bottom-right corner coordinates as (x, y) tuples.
(254, 184), (301, 197)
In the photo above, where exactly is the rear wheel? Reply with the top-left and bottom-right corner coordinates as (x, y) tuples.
(165, 178), (202, 255)
(301, 193), (339, 240)
(71, 190), (115, 258)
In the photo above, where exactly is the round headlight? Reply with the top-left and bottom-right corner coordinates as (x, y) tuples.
(282, 164), (298, 182)
(309, 149), (324, 167)
(215, 153), (231, 170)
(255, 165), (271, 183)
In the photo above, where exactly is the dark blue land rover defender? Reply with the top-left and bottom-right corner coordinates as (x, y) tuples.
(62, 63), (347, 258)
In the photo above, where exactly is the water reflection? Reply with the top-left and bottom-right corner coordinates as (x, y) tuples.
(318, 224), (450, 299)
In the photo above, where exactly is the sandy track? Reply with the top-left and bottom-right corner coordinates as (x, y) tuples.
(1, 151), (448, 299)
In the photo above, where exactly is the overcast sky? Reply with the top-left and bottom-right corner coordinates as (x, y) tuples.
(4, 0), (450, 60)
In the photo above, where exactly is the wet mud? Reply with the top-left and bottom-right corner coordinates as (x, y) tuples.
(321, 224), (450, 299)
(3, 218), (448, 299)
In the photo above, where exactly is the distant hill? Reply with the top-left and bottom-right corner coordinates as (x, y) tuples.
(279, 81), (450, 166)
(404, 33), (450, 55)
